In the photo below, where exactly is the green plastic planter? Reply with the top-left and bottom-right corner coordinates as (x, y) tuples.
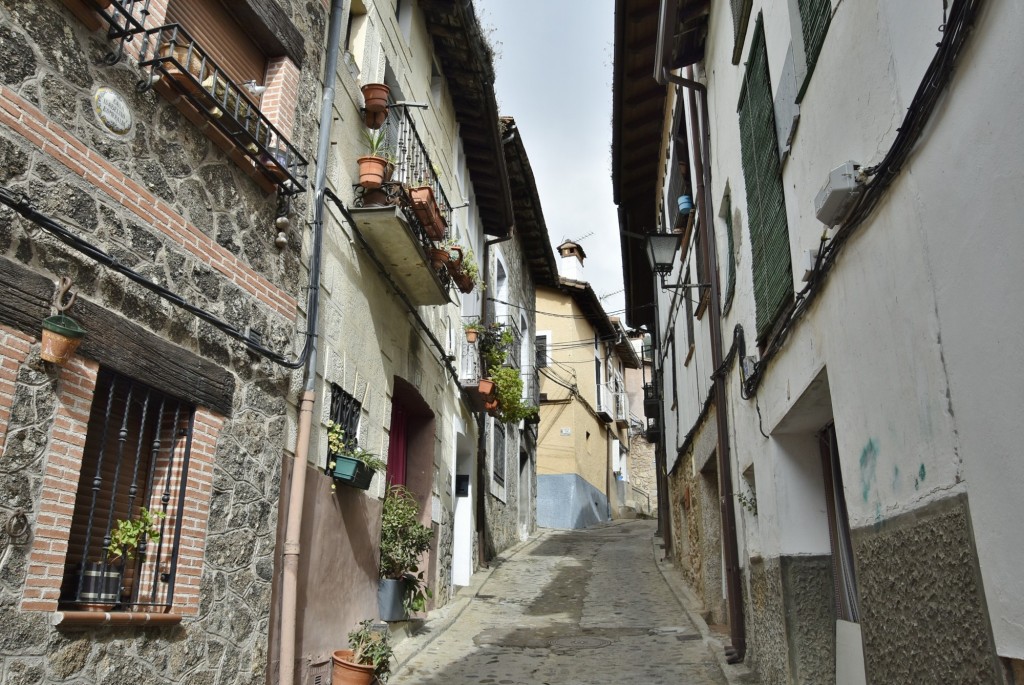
(331, 454), (375, 490)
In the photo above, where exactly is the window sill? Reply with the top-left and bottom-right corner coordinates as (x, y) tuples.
(51, 610), (183, 628)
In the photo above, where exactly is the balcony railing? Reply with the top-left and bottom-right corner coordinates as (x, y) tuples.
(138, 24), (307, 194)
(355, 105), (453, 241)
(492, 314), (522, 370)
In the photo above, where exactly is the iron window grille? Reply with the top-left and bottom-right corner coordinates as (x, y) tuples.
(61, 368), (196, 612)
(493, 420), (506, 486)
(326, 384), (362, 467)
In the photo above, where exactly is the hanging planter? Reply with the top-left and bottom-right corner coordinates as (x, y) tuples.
(361, 83), (390, 114)
(477, 378), (495, 397)
(40, 315), (85, 365)
(484, 398), (500, 416)
(330, 455), (376, 490)
(452, 271), (475, 294)
(363, 109), (387, 130)
(408, 185), (446, 240)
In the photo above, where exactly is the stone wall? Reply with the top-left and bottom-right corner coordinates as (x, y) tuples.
(747, 557), (789, 684)
(625, 435), (657, 516)
(853, 494), (1000, 683)
(0, 1), (322, 682)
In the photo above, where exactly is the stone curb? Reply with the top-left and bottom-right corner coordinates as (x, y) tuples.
(651, 535), (759, 685)
(389, 530), (553, 676)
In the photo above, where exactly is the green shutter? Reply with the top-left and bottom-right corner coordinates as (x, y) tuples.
(798, 0), (831, 99)
(739, 18), (793, 341)
(722, 191), (736, 315)
(730, 0), (753, 65)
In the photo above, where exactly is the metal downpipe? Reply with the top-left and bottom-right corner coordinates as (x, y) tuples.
(278, 0), (345, 682)
(662, 65), (747, 662)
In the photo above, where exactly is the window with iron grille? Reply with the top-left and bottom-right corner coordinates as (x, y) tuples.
(329, 384), (362, 458)
(535, 334), (548, 369)
(739, 17), (794, 342)
(797, 0), (832, 100)
(492, 420), (506, 486)
(61, 368), (196, 612)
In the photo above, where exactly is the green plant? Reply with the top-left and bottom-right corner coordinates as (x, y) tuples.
(347, 619), (393, 683)
(326, 420), (387, 472)
(379, 485), (434, 612)
(478, 322), (513, 373)
(361, 127), (393, 160)
(489, 366), (539, 424)
(737, 488), (758, 516)
(463, 318), (481, 333)
(107, 507), (165, 563)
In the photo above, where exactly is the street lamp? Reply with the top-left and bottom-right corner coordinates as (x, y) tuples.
(645, 231), (708, 292)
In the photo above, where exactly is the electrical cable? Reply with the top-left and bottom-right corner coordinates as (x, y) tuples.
(742, 0), (981, 396)
(0, 184), (310, 368)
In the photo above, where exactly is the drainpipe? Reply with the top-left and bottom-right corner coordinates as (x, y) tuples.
(278, 1), (344, 683)
(659, 64), (746, 662)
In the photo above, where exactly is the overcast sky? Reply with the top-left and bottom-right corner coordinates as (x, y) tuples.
(476, 0), (626, 317)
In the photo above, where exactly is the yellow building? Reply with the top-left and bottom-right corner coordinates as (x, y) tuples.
(535, 243), (640, 528)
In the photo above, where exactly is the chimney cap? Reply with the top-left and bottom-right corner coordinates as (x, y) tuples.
(557, 240), (587, 261)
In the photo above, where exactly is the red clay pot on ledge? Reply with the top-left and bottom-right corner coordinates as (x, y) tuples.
(357, 156), (389, 190)
(409, 185), (446, 240)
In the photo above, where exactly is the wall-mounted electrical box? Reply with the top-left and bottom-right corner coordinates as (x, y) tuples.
(814, 161), (863, 227)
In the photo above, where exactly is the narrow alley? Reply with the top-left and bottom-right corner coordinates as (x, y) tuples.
(391, 520), (728, 685)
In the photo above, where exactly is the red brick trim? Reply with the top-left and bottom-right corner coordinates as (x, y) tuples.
(0, 325), (34, 456)
(262, 57), (301, 139)
(0, 86), (297, 321)
(22, 357), (99, 613)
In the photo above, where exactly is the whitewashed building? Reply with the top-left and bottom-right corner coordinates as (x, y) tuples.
(614, 0), (1022, 682)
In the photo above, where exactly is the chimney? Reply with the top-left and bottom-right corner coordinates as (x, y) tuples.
(557, 240), (587, 281)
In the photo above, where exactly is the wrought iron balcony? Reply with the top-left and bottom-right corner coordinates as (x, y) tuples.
(491, 314), (522, 369)
(643, 382), (660, 419)
(138, 24), (307, 195)
(349, 104), (457, 305)
(354, 105), (453, 240)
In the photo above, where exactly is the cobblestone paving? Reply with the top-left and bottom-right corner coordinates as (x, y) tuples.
(391, 520), (727, 685)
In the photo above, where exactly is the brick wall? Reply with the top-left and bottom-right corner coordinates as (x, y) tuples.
(0, 325), (33, 455)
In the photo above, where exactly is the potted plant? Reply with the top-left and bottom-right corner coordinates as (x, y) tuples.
(332, 619), (393, 685)
(378, 485), (434, 621)
(361, 83), (390, 113)
(77, 507), (165, 610)
(407, 182), (446, 241)
(450, 249), (480, 294)
(429, 242), (462, 272)
(488, 366), (539, 424)
(463, 319), (482, 344)
(327, 421), (386, 490)
(478, 322), (514, 373)
(357, 128), (393, 191)
(40, 314), (85, 365)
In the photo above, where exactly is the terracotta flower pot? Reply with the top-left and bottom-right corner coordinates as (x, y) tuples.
(331, 650), (375, 685)
(363, 108), (387, 130)
(409, 185), (446, 240)
(452, 271), (475, 294)
(40, 315), (85, 365)
(357, 156), (389, 190)
(429, 247), (451, 271)
(477, 378), (495, 396)
(465, 328), (479, 344)
(361, 83), (390, 114)
(484, 398), (500, 416)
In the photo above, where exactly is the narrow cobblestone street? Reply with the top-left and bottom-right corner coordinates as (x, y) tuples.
(391, 520), (727, 684)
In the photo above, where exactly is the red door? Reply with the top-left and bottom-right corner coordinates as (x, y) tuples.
(387, 403), (407, 486)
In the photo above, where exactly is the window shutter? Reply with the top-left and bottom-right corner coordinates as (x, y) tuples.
(739, 18), (793, 341)
(730, 0), (753, 64)
(165, 0), (267, 86)
(798, 0), (832, 83)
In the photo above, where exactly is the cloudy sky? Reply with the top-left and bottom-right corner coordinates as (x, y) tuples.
(476, 0), (626, 317)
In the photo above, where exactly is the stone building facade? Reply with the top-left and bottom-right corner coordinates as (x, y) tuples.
(0, 0), (320, 683)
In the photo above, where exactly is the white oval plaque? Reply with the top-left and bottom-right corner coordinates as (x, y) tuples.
(93, 87), (132, 136)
